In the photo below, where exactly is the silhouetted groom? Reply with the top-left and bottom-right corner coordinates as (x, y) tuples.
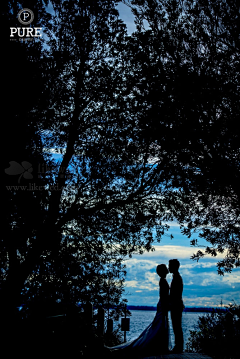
(169, 259), (184, 353)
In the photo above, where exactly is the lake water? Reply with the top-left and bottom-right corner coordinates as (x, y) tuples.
(118, 310), (207, 350)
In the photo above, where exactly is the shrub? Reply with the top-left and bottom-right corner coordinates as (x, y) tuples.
(186, 303), (240, 359)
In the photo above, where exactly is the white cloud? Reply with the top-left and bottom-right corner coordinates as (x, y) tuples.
(222, 273), (240, 284)
(123, 227), (240, 307)
(125, 280), (157, 291)
(201, 277), (217, 287)
(145, 272), (159, 286)
(127, 245), (226, 262)
(181, 268), (240, 288)
(183, 292), (240, 307)
(180, 262), (216, 269)
(124, 247), (230, 293)
(181, 268), (221, 287)
(162, 221), (185, 227)
(125, 280), (139, 288)
(124, 268), (159, 291)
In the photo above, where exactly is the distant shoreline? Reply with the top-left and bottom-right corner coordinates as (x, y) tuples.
(127, 305), (227, 312)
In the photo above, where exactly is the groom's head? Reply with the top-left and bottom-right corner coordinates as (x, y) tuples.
(169, 259), (180, 274)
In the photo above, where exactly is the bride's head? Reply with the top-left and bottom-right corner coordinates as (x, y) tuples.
(156, 264), (169, 278)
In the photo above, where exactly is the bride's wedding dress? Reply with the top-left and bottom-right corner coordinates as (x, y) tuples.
(108, 278), (170, 358)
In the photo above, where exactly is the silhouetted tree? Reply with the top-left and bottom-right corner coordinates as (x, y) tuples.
(123, 0), (240, 274)
(2, 0), (173, 326)
(20, 233), (128, 318)
(3, 0), (54, 321)
(4, 1), (240, 335)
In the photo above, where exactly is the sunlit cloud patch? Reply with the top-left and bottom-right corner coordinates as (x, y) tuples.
(123, 243), (240, 307)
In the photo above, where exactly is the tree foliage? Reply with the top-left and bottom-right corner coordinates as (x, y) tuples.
(123, 0), (240, 274)
(3, 0), (240, 331)
(3, 0), (173, 321)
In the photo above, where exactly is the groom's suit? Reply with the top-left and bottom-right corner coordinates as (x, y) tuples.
(170, 272), (184, 351)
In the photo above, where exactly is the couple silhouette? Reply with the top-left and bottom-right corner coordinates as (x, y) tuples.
(109, 259), (184, 358)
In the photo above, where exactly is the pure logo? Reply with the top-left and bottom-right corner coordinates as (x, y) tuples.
(10, 8), (42, 40)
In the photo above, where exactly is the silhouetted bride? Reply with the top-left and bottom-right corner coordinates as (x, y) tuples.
(108, 264), (170, 358)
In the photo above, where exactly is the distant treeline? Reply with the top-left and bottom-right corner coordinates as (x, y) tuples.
(74, 304), (227, 313)
(127, 306), (227, 313)
(183, 307), (227, 313)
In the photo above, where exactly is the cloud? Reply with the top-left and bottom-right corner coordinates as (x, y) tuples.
(124, 251), (240, 306)
(129, 246), (193, 261)
(129, 245), (226, 261)
(125, 280), (139, 288)
(181, 262), (216, 269)
(201, 276), (219, 287)
(124, 246), (231, 294)
(183, 291), (240, 307)
(145, 271), (159, 287)
(222, 273), (240, 284)
(123, 225), (240, 306)
(165, 221), (182, 227)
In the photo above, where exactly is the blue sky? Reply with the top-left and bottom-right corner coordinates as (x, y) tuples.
(123, 223), (240, 307)
(117, 2), (136, 34)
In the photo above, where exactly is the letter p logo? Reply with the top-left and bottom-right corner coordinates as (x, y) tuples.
(17, 8), (34, 25)
(23, 12), (30, 21)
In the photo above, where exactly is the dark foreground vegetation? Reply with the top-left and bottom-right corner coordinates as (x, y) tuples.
(4, 322), (110, 358)
(186, 303), (240, 359)
(2, 304), (121, 358)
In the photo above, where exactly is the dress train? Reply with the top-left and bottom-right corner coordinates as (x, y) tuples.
(108, 300), (170, 358)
